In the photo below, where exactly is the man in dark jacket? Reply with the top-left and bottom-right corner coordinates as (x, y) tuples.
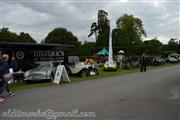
(139, 54), (147, 72)
(10, 56), (19, 72)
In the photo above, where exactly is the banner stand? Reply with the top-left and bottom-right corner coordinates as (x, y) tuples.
(53, 65), (70, 84)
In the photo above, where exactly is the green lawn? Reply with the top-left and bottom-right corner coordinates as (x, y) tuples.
(9, 63), (179, 91)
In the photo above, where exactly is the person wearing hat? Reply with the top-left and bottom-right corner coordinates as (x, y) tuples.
(116, 50), (125, 69)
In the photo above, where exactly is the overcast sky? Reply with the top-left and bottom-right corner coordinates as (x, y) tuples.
(1, 0), (179, 44)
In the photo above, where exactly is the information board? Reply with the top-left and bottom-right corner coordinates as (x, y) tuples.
(53, 65), (70, 84)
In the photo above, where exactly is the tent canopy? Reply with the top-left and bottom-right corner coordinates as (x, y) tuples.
(96, 48), (109, 56)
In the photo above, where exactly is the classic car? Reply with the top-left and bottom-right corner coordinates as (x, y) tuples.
(24, 62), (56, 81)
(66, 56), (98, 77)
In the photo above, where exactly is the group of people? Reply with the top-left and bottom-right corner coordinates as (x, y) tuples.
(116, 54), (148, 72)
(0, 54), (15, 103)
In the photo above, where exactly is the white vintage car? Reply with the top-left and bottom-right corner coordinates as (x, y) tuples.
(24, 62), (56, 81)
(67, 56), (98, 77)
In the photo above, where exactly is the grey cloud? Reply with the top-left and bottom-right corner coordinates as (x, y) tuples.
(1, 0), (179, 43)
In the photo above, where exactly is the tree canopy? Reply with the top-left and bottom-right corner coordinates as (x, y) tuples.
(0, 27), (36, 43)
(0, 27), (18, 42)
(143, 38), (163, 55)
(18, 32), (36, 43)
(112, 14), (146, 47)
(44, 27), (80, 47)
(166, 38), (180, 54)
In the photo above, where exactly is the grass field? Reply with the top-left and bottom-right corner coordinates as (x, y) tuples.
(9, 63), (179, 91)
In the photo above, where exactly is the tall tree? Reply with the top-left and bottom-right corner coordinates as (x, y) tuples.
(88, 22), (98, 39)
(112, 14), (146, 48)
(18, 32), (36, 43)
(88, 10), (110, 48)
(44, 27), (81, 47)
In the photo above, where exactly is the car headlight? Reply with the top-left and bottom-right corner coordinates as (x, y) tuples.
(46, 70), (51, 76)
(24, 71), (29, 77)
(91, 65), (95, 68)
(104, 64), (108, 68)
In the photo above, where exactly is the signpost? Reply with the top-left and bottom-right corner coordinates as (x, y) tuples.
(53, 65), (70, 84)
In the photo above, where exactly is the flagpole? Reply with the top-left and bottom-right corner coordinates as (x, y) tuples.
(108, 28), (113, 67)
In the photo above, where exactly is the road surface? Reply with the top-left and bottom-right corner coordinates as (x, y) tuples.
(0, 65), (180, 120)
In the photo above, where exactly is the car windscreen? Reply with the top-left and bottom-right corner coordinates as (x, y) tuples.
(170, 56), (178, 59)
(35, 63), (51, 70)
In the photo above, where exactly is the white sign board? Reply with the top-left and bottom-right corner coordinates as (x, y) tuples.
(53, 65), (70, 84)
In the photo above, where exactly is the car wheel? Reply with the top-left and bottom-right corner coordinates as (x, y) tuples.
(66, 68), (72, 76)
(25, 80), (32, 83)
(50, 74), (54, 82)
(89, 69), (98, 76)
(81, 69), (89, 77)
(93, 69), (98, 76)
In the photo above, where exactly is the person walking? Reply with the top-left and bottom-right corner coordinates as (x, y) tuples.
(0, 78), (8, 103)
(139, 53), (147, 72)
(0, 56), (5, 103)
(0, 85), (5, 103)
(1, 54), (15, 96)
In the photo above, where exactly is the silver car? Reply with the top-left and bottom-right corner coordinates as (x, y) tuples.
(24, 62), (56, 81)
